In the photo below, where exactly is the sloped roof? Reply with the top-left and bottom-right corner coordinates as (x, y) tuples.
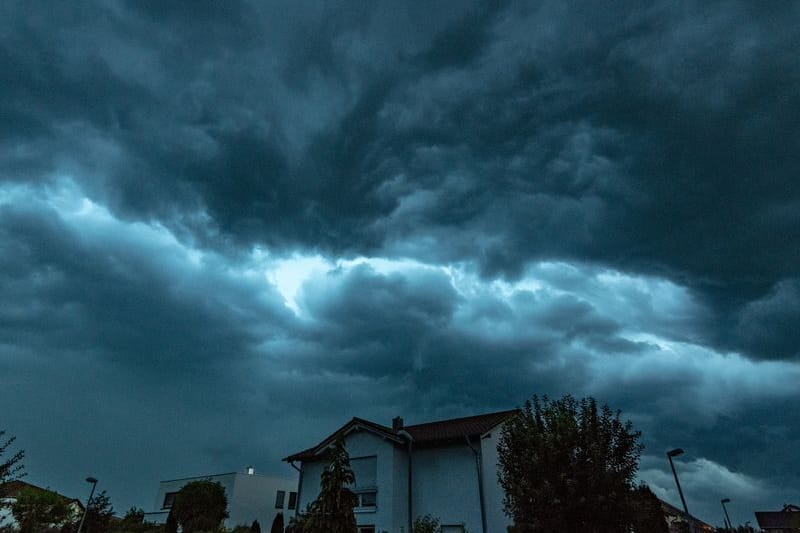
(403, 409), (519, 442)
(756, 505), (800, 529)
(659, 499), (715, 531)
(0, 480), (84, 509)
(284, 409), (519, 462)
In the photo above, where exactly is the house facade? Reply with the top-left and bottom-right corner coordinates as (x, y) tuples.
(283, 410), (518, 533)
(0, 480), (85, 530)
(144, 468), (298, 530)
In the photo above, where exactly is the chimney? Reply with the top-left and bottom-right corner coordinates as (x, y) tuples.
(246, 466), (255, 475)
(392, 416), (404, 432)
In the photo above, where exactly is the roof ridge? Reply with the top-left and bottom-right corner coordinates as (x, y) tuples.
(403, 408), (519, 429)
(351, 416), (393, 432)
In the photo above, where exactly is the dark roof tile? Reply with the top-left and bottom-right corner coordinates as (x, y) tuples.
(404, 409), (519, 443)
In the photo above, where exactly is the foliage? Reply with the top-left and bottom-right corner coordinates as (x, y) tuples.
(82, 490), (115, 533)
(250, 519), (261, 533)
(121, 507), (145, 525)
(0, 430), (25, 485)
(413, 515), (441, 533)
(269, 513), (283, 533)
(170, 481), (229, 533)
(630, 484), (668, 533)
(230, 525), (252, 533)
(299, 435), (357, 533)
(286, 506), (309, 533)
(110, 506), (166, 533)
(498, 394), (644, 533)
(11, 486), (75, 533)
(164, 509), (177, 533)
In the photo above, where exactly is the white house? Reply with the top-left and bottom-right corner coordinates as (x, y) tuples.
(283, 409), (519, 533)
(0, 480), (85, 530)
(144, 468), (298, 530)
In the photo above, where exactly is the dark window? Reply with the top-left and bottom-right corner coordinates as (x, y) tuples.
(288, 492), (297, 510)
(356, 491), (377, 508)
(162, 492), (177, 509)
(275, 490), (285, 508)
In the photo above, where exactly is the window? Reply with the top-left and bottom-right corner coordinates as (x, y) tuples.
(161, 492), (177, 509)
(357, 527), (375, 533)
(287, 491), (297, 510)
(275, 490), (285, 509)
(355, 490), (377, 508)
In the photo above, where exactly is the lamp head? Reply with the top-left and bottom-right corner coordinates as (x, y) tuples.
(721, 498), (731, 504)
(666, 448), (685, 457)
(86, 477), (98, 484)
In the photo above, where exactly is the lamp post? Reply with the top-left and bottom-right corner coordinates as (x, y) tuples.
(76, 476), (98, 533)
(721, 498), (733, 531)
(667, 448), (692, 533)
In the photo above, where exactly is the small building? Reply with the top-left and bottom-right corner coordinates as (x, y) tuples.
(144, 467), (297, 530)
(755, 504), (800, 532)
(659, 499), (715, 532)
(284, 409), (519, 533)
(0, 480), (85, 529)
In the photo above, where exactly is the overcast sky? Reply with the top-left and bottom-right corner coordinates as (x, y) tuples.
(2, 0), (799, 527)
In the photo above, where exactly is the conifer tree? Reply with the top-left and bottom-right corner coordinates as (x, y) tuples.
(303, 435), (357, 533)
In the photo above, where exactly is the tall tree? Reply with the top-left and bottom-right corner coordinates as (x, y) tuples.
(170, 481), (229, 533)
(0, 430), (24, 485)
(498, 394), (644, 533)
(302, 435), (357, 533)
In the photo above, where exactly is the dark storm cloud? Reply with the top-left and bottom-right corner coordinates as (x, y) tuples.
(4, 1), (799, 335)
(3, 0), (800, 527)
(289, 264), (663, 408)
(737, 279), (800, 360)
(0, 194), (292, 375)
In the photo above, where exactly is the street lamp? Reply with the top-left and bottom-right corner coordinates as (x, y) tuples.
(667, 448), (693, 533)
(721, 498), (733, 531)
(76, 476), (98, 533)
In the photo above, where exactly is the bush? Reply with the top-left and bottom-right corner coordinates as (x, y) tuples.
(413, 515), (441, 533)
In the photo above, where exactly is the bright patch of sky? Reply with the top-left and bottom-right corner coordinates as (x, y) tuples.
(639, 456), (769, 515)
(16, 178), (795, 411)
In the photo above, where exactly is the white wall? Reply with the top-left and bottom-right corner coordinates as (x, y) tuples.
(391, 445), (410, 533)
(411, 444), (482, 533)
(148, 472), (297, 530)
(230, 473), (297, 529)
(296, 426), (513, 533)
(298, 429), (406, 533)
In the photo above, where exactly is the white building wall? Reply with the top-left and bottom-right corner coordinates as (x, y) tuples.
(297, 430), (403, 533)
(391, 445), (410, 533)
(411, 444), (482, 533)
(150, 473), (237, 525)
(148, 472), (297, 529)
(297, 460), (325, 513)
(230, 473), (297, 529)
(295, 423), (513, 533)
